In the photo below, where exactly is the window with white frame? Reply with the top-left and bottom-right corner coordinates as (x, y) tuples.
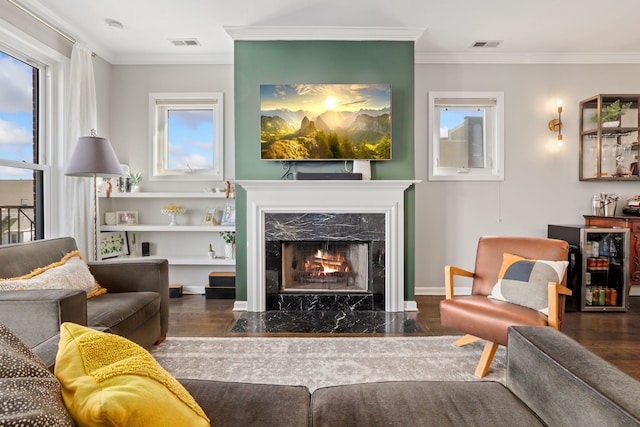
(0, 48), (47, 243)
(150, 93), (224, 181)
(428, 92), (504, 181)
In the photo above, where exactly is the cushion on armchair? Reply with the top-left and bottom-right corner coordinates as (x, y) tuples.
(0, 322), (74, 426)
(489, 253), (568, 315)
(0, 250), (106, 298)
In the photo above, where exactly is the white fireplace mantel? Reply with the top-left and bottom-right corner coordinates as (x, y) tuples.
(234, 180), (419, 313)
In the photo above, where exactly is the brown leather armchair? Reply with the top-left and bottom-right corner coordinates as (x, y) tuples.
(440, 236), (571, 377)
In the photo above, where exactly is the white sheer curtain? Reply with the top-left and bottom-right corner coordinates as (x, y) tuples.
(65, 44), (97, 259)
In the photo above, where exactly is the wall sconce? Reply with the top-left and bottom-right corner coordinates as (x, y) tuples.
(548, 103), (563, 144)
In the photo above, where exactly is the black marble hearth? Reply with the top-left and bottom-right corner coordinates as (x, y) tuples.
(231, 310), (424, 334)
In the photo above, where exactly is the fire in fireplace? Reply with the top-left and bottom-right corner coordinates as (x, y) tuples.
(281, 241), (368, 292)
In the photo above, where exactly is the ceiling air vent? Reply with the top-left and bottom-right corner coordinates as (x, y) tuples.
(169, 38), (201, 47)
(471, 40), (502, 48)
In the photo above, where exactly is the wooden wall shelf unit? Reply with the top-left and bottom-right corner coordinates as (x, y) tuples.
(580, 94), (640, 181)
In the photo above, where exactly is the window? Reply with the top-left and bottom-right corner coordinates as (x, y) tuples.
(428, 92), (504, 181)
(0, 50), (46, 243)
(150, 93), (224, 181)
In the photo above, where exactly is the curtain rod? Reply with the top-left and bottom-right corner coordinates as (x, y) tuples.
(8, 0), (76, 44)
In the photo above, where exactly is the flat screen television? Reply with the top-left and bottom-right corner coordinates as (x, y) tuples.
(260, 84), (391, 161)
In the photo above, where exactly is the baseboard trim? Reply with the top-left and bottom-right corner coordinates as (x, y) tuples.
(415, 285), (472, 296)
(225, 283), (640, 312)
(404, 300), (418, 311)
(233, 301), (248, 311)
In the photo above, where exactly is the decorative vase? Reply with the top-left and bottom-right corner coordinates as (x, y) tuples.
(224, 243), (235, 259)
(161, 206), (186, 226)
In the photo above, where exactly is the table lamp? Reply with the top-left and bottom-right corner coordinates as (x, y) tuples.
(65, 131), (124, 260)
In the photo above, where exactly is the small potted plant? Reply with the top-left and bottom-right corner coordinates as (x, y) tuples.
(208, 243), (215, 259)
(128, 172), (142, 192)
(220, 231), (235, 259)
(591, 99), (633, 127)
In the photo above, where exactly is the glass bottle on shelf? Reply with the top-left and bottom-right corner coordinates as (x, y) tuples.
(600, 238), (609, 257)
(609, 236), (617, 258)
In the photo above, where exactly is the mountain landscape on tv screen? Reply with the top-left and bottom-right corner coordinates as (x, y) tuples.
(260, 84), (391, 160)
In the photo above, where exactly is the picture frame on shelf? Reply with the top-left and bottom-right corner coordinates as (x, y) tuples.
(116, 211), (138, 225)
(202, 207), (219, 225)
(221, 205), (235, 226)
(100, 231), (128, 259)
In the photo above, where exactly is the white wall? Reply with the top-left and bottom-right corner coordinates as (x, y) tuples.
(105, 64), (235, 292)
(105, 61), (640, 295)
(108, 64), (235, 193)
(414, 63), (640, 294)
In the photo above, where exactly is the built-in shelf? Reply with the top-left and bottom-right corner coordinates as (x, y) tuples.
(97, 191), (236, 286)
(100, 191), (232, 199)
(101, 225), (235, 232)
(123, 254), (235, 266)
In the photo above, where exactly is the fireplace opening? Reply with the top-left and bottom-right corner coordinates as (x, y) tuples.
(281, 241), (369, 292)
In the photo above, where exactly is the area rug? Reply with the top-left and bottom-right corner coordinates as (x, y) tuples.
(150, 336), (506, 391)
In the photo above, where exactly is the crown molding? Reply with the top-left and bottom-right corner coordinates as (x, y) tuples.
(415, 51), (640, 65)
(10, 0), (116, 62)
(111, 50), (640, 65)
(223, 26), (426, 41)
(109, 52), (234, 65)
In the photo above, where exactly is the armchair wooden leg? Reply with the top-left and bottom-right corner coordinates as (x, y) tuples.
(474, 341), (499, 378)
(454, 334), (481, 347)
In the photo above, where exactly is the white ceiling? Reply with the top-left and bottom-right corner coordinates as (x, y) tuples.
(14, 0), (640, 64)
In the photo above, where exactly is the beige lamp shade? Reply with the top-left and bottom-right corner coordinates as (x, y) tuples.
(65, 136), (124, 177)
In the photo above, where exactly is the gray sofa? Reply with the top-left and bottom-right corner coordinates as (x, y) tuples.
(1, 324), (639, 426)
(0, 237), (169, 367)
(181, 326), (640, 426)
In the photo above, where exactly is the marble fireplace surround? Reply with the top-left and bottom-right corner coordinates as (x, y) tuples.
(235, 180), (418, 312)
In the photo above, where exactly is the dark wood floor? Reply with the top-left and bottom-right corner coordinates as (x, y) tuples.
(168, 294), (640, 381)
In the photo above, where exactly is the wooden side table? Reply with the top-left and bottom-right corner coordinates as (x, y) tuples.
(584, 215), (640, 287)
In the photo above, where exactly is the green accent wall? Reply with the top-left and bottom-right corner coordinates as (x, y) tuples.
(234, 40), (415, 303)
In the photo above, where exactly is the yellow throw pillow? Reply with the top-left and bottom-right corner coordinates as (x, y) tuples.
(0, 251), (106, 298)
(55, 323), (209, 427)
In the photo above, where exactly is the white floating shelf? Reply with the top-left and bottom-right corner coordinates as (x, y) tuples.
(101, 225), (235, 232)
(99, 192), (233, 199)
(117, 255), (235, 266)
